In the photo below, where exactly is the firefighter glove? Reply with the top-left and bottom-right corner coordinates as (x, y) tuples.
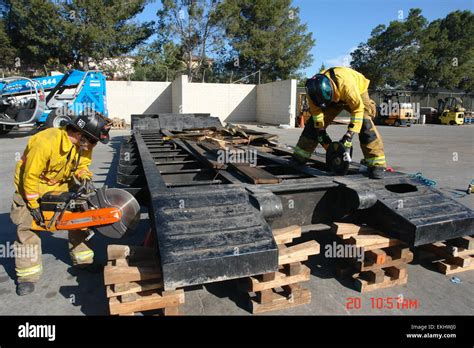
(30, 208), (44, 225)
(340, 131), (354, 149)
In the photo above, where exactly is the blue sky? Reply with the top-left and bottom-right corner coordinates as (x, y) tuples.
(137, 0), (473, 76)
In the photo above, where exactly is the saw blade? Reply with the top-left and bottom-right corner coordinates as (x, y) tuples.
(90, 188), (140, 238)
(326, 141), (352, 176)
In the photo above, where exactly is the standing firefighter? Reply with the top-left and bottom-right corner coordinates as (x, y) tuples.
(293, 66), (387, 179)
(11, 112), (111, 296)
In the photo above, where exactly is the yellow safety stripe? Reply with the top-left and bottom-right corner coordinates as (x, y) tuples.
(293, 146), (312, 159)
(342, 140), (353, 148)
(16, 264), (42, 277)
(71, 250), (94, 262)
(365, 156), (386, 165)
(312, 114), (324, 122)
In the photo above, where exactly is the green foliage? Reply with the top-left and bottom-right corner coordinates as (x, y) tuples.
(351, 8), (427, 89)
(157, 0), (225, 82)
(351, 9), (474, 92)
(62, 0), (153, 68)
(414, 10), (474, 92)
(2, 0), (153, 70)
(217, 0), (315, 83)
(131, 40), (184, 81)
(0, 18), (17, 69)
(4, 0), (66, 68)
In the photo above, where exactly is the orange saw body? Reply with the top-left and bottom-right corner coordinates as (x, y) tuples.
(31, 207), (122, 232)
(29, 187), (140, 238)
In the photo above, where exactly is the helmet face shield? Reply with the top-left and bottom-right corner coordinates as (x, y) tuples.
(305, 74), (334, 108)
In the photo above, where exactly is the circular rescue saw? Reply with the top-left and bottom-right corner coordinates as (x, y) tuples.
(325, 141), (353, 176)
(31, 183), (140, 239)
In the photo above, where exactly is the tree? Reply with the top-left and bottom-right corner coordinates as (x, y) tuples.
(4, 0), (67, 69)
(414, 11), (474, 91)
(0, 18), (17, 70)
(3, 0), (153, 71)
(157, 0), (225, 82)
(350, 8), (427, 89)
(351, 9), (474, 92)
(132, 40), (184, 81)
(218, 0), (315, 83)
(61, 0), (154, 69)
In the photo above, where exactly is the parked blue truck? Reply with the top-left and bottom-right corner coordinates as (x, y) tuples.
(0, 70), (108, 135)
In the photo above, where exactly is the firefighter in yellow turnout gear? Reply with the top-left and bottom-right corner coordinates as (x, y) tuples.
(11, 112), (111, 296)
(293, 67), (387, 179)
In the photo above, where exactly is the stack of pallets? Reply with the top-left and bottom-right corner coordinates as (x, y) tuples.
(333, 223), (412, 292)
(104, 245), (184, 316)
(111, 117), (127, 129)
(240, 225), (320, 314)
(418, 236), (474, 275)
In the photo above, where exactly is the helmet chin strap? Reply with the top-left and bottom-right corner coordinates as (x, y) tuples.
(79, 135), (89, 151)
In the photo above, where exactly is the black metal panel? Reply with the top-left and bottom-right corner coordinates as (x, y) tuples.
(357, 176), (474, 246)
(152, 185), (278, 289)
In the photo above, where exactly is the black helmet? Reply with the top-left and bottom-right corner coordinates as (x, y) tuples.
(305, 74), (333, 108)
(69, 111), (111, 144)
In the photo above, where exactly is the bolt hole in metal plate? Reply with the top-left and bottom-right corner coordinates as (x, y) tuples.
(385, 183), (418, 194)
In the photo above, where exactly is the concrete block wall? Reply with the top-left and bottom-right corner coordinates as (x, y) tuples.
(184, 82), (257, 123)
(106, 76), (296, 126)
(257, 79), (297, 126)
(171, 75), (186, 114)
(106, 80), (172, 122)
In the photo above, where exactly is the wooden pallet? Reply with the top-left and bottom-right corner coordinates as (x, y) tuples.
(332, 223), (411, 292)
(111, 117), (127, 129)
(418, 236), (474, 275)
(240, 225), (320, 314)
(104, 245), (184, 316)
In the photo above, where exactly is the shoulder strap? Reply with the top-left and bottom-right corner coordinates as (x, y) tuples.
(324, 68), (339, 89)
(327, 68), (339, 89)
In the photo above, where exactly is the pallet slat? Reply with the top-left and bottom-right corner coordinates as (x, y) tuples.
(104, 263), (161, 285)
(105, 244), (183, 316)
(106, 279), (163, 298)
(416, 235), (474, 275)
(273, 225), (302, 245)
(109, 290), (184, 315)
(332, 223), (411, 293)
(278, 240), (320, 265)
(250, 288), (311, 314)
(246, 265), (310, 292)
(240, 225), (319, 314)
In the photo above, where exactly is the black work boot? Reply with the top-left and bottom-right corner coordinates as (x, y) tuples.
(16, 282), (35, 296)
(368, 166), (385, 179)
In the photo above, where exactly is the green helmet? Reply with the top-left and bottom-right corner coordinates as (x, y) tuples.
(305, 74), (333, 108)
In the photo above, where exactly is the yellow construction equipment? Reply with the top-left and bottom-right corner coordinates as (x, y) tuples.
(297, 92), (312, 127)
(437, 97), (465, 125)
(375, 92), (416, 126)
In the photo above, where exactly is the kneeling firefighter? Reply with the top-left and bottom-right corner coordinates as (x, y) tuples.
(11, 112), (111, 296)
(292, 66), (387, 179)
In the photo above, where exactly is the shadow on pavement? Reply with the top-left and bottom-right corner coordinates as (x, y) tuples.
(204, 279), (250, 313)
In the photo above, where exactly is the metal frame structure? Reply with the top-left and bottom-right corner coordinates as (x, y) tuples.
(117, 114), (474, 290)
